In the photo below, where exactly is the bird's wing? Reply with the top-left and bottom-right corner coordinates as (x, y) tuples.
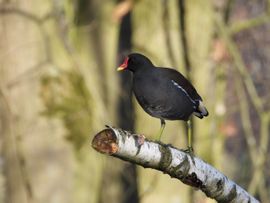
(163, 68), (209, 118)
(159, 67), (202, 101)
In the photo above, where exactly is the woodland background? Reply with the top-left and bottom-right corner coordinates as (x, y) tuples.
(0, 0), (270, 203)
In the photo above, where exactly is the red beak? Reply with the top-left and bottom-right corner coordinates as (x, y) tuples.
(117, 57), (129, 71)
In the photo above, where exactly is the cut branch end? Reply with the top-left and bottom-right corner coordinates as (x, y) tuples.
(92, 129), (118, 154)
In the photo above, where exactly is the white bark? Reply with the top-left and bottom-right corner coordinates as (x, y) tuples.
(92, 126), (259, 203)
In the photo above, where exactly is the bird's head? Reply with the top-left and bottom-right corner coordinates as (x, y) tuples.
(117, 53), (153, 73)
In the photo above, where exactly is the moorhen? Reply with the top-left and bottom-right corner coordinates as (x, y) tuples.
(117, 53), (208, 151)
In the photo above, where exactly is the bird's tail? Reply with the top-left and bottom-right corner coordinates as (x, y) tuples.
(193, 101), (209, 119)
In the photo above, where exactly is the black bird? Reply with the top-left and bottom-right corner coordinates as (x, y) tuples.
(117, 53), (208, 151)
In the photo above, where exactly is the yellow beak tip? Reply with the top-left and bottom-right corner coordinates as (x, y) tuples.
(117, 67), (125, 71)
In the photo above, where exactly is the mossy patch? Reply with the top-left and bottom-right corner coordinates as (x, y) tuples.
(169, 155), (190, 179)
(40, 70), (93, 151)
(157, 144), (172, 171)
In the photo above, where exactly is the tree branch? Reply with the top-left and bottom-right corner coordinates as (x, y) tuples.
(92, 127), (259, 203)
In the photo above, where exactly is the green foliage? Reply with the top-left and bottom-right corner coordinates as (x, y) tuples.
(40, 70), (93, 151)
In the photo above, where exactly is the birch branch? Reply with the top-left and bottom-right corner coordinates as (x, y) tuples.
(92, 127), (259, 203)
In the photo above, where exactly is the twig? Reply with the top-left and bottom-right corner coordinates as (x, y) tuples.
(235, 76), (257, 164)
(178, 0), (191, 73)
(229, 14), (269, 34)
(215, 14), (263, 113)
(0, 88), (33, 202)
(7, 60), (50, 89)
(162, 0), (178, 68)
(248, 113), (270, 196)
(92, 127), (259, 203)
(234, 71), (268, 198)
(0, 6), (53, 24)
(0, 5), (53, 68)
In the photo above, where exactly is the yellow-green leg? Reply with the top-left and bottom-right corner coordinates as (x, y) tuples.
(157, 119), (166, 141)
(186, 120), (193, 153)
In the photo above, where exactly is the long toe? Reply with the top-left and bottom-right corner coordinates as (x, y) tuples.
(184, 147), (195, 164)
(184, 146), (194, 154)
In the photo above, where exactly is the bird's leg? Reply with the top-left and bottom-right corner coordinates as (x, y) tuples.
(156, 119), (166, 141)
(183, 120), (196, 164)
(185, 120), (194, 153)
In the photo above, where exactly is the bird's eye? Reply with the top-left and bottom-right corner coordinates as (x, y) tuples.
(129, 58), (134, 64)
(131, 57), (139, 64)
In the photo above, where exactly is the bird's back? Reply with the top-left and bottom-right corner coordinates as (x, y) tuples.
(159, 68), (202, 101)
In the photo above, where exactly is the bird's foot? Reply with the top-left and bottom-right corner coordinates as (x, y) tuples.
(183, 147), (195, 165)
(183, 146), (194, 154)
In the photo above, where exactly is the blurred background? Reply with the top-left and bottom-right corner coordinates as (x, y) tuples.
(0, 0), (270, 203)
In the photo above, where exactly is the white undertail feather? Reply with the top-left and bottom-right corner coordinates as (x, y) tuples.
(193, 111), (203, 118)
(193, 101), (208, 118)
(171, 80), (208, 118)
(198, 101), (208, 116)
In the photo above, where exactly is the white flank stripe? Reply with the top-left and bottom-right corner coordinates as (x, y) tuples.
(171, 80), (196, 105)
